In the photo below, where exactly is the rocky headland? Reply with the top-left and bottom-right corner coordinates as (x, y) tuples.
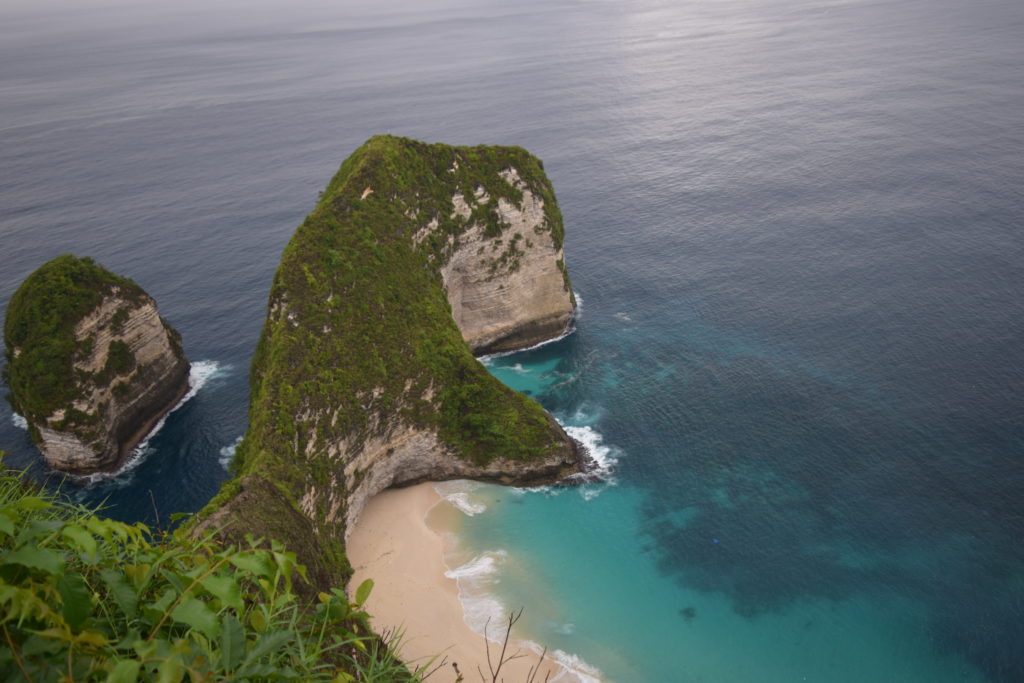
(3, 255), (189, 474)
(199, 136), (582, 589)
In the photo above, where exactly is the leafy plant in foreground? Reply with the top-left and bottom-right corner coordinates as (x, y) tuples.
(0, 461), (419, 682)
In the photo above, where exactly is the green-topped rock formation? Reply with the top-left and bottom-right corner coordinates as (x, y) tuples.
(200, 136), (581, 588)
(4, 255), (190, 474)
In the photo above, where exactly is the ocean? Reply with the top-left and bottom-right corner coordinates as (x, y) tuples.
(1, 0), (1022, 680)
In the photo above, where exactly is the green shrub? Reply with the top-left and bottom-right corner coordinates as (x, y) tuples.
(96, 340), (135, 384)
(3, 255), (146, 425)
(0, 460), (421, 682)
(110, 308), (130, 336)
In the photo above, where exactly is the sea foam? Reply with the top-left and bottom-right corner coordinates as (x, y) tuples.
(444, 549), (603, 682)
(219, 435), (244, 470)
(564, 404), (603, 427)
(503, 422), (620, 500)
(444, 550), (508, 633)
(551, 650), (603, 683)
(560, 423), (621, 501)
(564, 425), (617, 479)
(180, 359), (226, 403)
(11, 413), (27, 430)
(434, 480), (488, 516)
(444, 549), (507, 581)
(72, 360), (227, 487)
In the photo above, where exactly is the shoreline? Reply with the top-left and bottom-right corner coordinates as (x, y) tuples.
(347, 482), (584, 682)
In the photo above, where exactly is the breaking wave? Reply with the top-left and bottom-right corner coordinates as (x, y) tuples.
(444, 549), (506, 581)
(551, 649), (603, 683)
(443, 549), (603, 682)
(564, 425), (618, 481)
(444, 550), (508, 633)
(434, 480), (487, 516)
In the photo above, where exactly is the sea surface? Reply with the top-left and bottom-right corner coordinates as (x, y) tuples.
(2, 0), (1022, 680)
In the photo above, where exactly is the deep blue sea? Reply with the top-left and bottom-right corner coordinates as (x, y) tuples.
(2, 0), (1022, 680)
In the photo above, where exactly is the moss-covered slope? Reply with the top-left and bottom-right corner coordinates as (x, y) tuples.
(4, 255), (189, 473)
(201, 136), (580, 589)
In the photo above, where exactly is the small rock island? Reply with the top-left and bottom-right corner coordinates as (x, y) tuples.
(200, 136), (582, 588)
(3, 255), (189, 474)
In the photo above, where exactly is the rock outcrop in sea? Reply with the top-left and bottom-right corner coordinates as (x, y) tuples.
(3, 255), (190, 474)
(198, 136), (581, 589)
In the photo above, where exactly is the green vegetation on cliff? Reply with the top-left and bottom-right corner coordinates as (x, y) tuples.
(0, 460), (419, 681)
(3, 255), (146, 429)
(203, 136), (575, 589)
(248, 136), (565, 463)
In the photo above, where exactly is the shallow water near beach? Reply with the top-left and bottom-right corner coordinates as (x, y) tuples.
(449, 346), (999, 681)
(2, 0), (1023, 680)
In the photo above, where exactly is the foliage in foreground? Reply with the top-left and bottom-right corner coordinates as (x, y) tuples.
(0, 463), (421, 682)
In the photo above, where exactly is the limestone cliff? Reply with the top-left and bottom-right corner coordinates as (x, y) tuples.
(438, 166), (575, 354)
(3, 255), (190, 474)
(200, 136), (581, 589)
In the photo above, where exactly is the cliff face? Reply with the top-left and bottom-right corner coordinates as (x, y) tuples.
(200, 136), (580, 589)
(4, 255), (189, 474)
(339, 413), (576, 536)
(439, 167), (574, 354)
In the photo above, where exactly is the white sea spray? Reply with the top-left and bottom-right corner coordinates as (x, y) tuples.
(504, 422), (621, 500)
(443, 551), (602, 681)
(439, 513), (603, 683)
(443, 549), (507, 581)
(551, 650), (604, 683)
(444, 550), (508, 633)
(507, 638), (602, 683)
(563, 425), (615, 475)
(180, 359), (226, 403)
(562, 424), (621, 500)
(565, 404), (603, 426)
(448, 493), (486, 516)
(448, 305), (609, 681)
(434, 480), (488, 516)
(11, 413), (27, 430)
(219, 435), (244, 470)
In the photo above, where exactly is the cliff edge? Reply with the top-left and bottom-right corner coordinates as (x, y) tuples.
(3, 255), (190, 474)
(200, 136), (580, 588)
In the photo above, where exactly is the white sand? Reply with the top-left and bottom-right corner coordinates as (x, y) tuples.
(347, 483), (569, 682)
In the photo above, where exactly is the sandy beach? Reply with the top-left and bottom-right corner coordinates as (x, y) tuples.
(347, 483), (570, 682)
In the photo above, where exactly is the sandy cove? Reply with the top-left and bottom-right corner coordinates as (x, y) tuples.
(347, 482), (572, 682)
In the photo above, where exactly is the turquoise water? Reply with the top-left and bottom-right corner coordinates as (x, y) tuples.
(445, 346), (993, 682)
(449, 484), (986, 682)
(2, 0), (1022, 679)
